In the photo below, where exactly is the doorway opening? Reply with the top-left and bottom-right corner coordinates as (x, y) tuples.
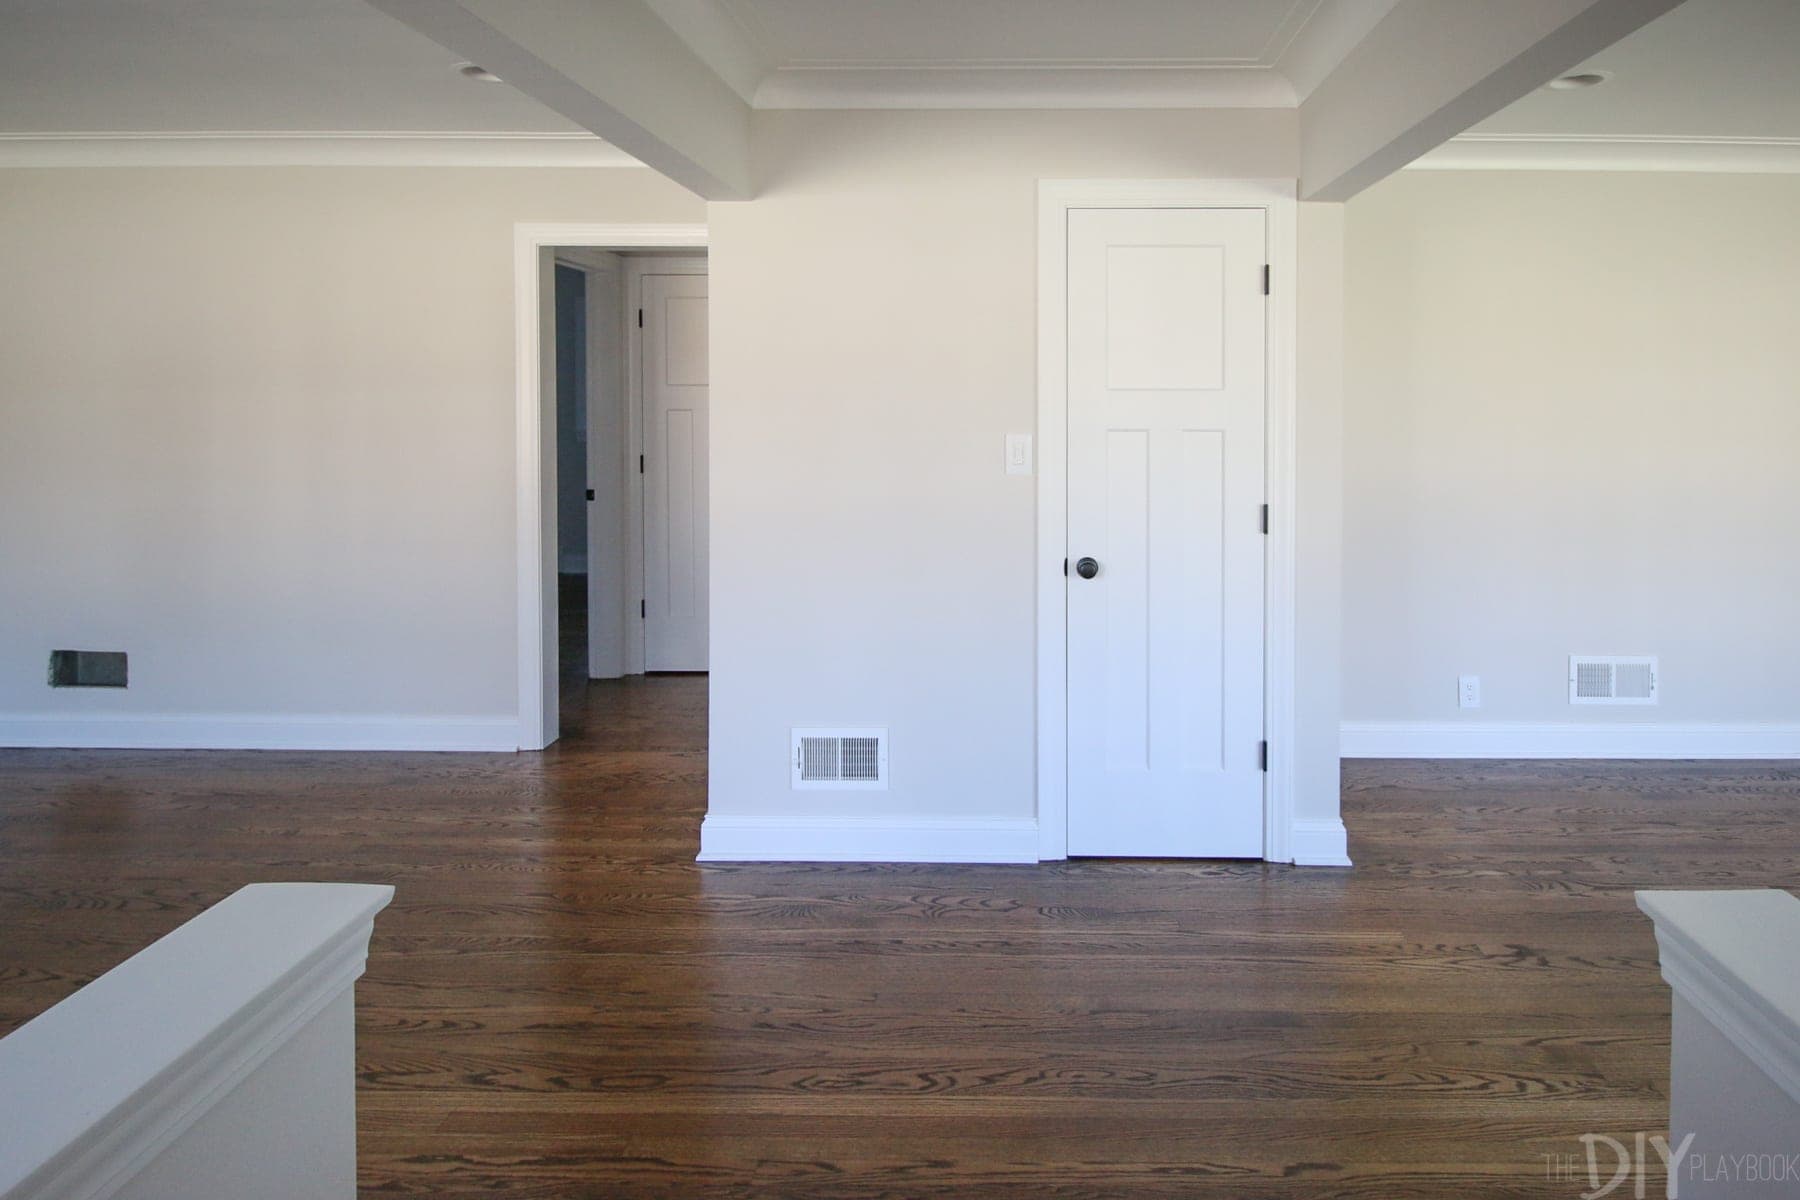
(514, 223), (709, 750)
(549, 248), (709, 742)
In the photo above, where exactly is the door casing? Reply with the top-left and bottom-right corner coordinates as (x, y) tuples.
(1035, 180), (1299, 864)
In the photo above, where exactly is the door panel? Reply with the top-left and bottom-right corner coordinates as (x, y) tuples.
(642, 273), (709, 672)
(1066, 207), (1265, 858)
(582, 258), (627, 680)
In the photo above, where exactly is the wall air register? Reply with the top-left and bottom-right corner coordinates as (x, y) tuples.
(48, 650), (127, 688)
(1569, 655), (1658, 704)
(792, 728), (888, 790)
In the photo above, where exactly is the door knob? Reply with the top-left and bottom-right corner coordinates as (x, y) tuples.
(1075, 556), (1100, 579)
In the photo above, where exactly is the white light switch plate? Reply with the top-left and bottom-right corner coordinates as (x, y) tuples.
(1005, 433), (1033, 476)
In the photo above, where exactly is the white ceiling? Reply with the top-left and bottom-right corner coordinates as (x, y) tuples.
(645, 0), (1400, 108)
(1471, 0), (1800, 141)
(9, 0), (1795, 172)
(0, 0), (578, 133)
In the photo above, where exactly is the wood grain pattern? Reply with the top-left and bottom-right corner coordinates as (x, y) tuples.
(4, 638), (1798, 1195)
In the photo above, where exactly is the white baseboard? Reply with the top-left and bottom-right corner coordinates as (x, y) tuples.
(698, 813), (1353, 867)
(1342, 721), (1800, 760)
(698, 814), (1041, 863)
(0, 713), (520, 752)
(1289, 818), (1352, 867)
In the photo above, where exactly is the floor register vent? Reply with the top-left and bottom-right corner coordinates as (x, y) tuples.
(792, 728), (888, 790)
(1569, 656), (1658, 705)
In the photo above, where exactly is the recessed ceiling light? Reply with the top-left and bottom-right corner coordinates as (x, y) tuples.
(457, 63), (502, 83)
(1546, 71), (1611, 90)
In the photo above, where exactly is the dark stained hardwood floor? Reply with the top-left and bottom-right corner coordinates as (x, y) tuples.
(3, 600), (1798, 1195)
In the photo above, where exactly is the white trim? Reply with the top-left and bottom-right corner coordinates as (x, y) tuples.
(0, 883), (393, 1200)
(0, 131), (640, 169)
(1637, 889), (1800, 1109)
(1034, 179), (1300, 865)
(636, 0), (1389, 111)
(0, 713), (517, 752)
(514, 224), (707, 750)
(1410, 134), (1800, 175)
(622, 255), (710, 678)
(1290, 817), (1352, 868)
(1263, 189), (1300, 866)
(698, 815), (1040, 864)
(1341, 721), (1800, 760)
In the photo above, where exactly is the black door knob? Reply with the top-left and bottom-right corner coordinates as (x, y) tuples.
(1075, 556), (1100, 579)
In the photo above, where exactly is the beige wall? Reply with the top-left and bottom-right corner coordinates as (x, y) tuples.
(1344, 171), (1800, 736)
(707, 108), (1347, 846)
(0, 166), (702, 733)
(2, 130), (1350, 851)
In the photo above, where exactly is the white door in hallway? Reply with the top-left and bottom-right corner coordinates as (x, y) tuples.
(1065, 207), (1266, 857)
(642, 272), (709, 671)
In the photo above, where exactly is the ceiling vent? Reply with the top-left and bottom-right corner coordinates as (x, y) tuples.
(792, 728), (888, 790)
(1569, 656), (1658, 705)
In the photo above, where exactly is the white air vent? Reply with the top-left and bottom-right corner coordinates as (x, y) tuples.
(1569, 656), (1658, 705)
(792, 728), (888, 790)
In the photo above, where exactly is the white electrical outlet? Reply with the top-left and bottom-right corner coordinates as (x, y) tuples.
(1458, 675), (1481, 709)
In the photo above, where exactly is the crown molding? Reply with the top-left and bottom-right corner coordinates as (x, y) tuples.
(0, 131), (641, 168)
(752, 66), (1297, 110)
(643, 0), (1398, 110)
(1410, 133), (1800, 174)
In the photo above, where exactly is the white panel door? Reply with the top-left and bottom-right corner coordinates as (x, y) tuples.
(642, 272), (709, 671)
(1066, 208), (1266, 857)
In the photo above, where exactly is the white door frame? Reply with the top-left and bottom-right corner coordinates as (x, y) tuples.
(623, 255), (709, 676)
(1035, 180), (1298, 864)
(514, 223), (707, 750)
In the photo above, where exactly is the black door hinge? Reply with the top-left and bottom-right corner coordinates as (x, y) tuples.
(1260, 503), (1269, 534)
(640, 599), (646, 619)
(1063, 557), (1068, 577)
(639, 454), (645, 473)
(1259, 741), (1268, 772)
(585, 488), (595, 501)
(1262, 265), (1270, 296)
(637, 308), (644, 328)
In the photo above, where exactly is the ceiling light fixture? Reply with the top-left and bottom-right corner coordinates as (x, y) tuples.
(457, 63), (502, 83)
(1545, 71), (1611, 90)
